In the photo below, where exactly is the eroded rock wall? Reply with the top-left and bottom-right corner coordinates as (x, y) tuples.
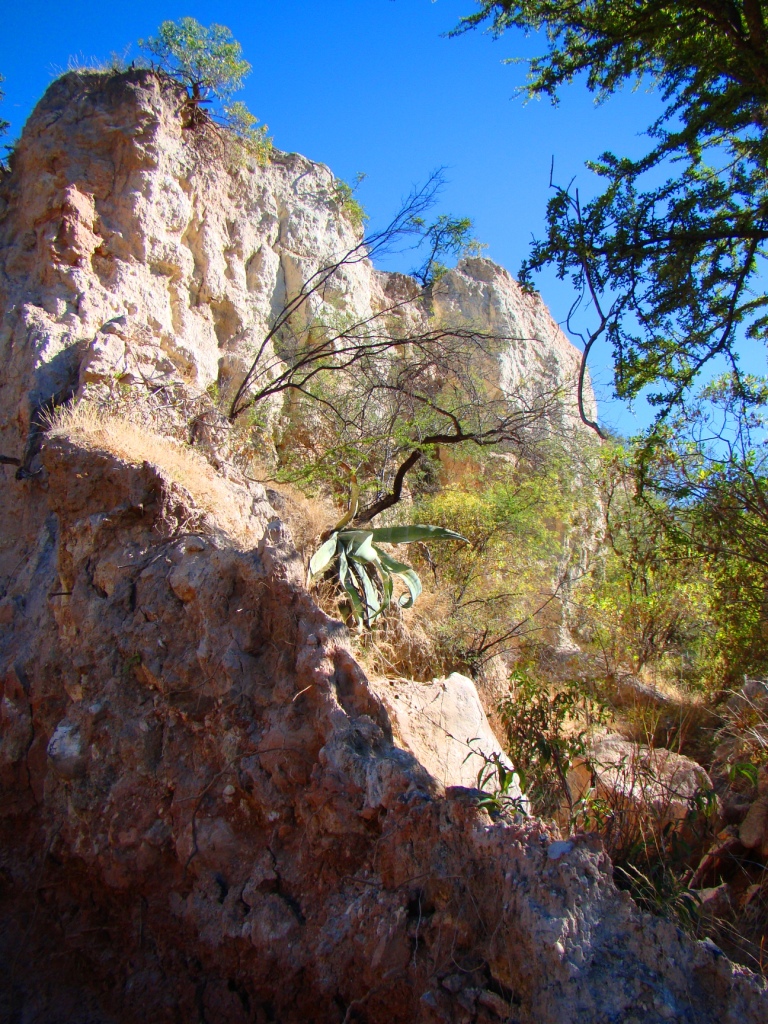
(0, 70), (764, 1024)
(0, 69), (592, 580)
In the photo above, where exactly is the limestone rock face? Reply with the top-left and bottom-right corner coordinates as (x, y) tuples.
(432, 257), (597, 424)
(0, 69), (593, 580)
(0, 69), (371, 581)
(0, 70), (765, 1023)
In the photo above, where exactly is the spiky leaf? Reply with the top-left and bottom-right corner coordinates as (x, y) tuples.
(309, 534), (338, 579)
(378, 550), (422, 608)
(338, 546), (365, 623)
(350, 559), (382, 622)
(366, 525), (467, 545)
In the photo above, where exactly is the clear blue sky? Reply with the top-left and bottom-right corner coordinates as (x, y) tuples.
(0, 0), (671, 434)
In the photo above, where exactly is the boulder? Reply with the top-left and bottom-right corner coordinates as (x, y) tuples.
(568, 734), (715, 835)
(739, 768), (768, 857)
(372, 671), (524, 801)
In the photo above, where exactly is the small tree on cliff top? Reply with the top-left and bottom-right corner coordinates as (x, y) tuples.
(0, 74), (9, 141)
(140, 18), (250, 103)
(140, 18), (269, 153)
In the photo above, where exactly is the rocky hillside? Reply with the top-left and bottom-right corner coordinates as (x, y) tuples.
(0, 70), (765, 1023)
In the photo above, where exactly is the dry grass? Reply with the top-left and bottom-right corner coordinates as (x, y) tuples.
(268, 483), (338, 562)
(48, 404), (254, 546)
(353, 605), (441, 683)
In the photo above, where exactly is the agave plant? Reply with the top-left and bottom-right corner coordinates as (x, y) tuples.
(309, 523), (466, 626)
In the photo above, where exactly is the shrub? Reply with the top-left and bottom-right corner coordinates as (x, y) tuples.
(497, 668), (607, 818)
(411, 450), (586, 669)
(332, 173), (368, 232)
(0, 73), (9, 153)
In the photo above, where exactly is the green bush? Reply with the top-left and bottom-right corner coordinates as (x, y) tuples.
(411, 449), (587, 669)
(498, 668), (607, 818)
(332, 174), (368, 232)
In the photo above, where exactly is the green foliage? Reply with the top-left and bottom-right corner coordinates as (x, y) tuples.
(140, 18), (269, 152)
(455, 2), (768, 425)
(309, 523), (466, 627)
(613, 861), (702, 934)
(496, 662), (714, 934)
(412, 447), (592, 667)
(411, 213), (486, 286)
(574, 450), (711, 676)
(498, 668), (608, 817)
(586, 777), (717, 936)
(473, 748), (529, 816)
(141, 18), (251, 100)
(616, 377), (768, 684)
(223, 100), (272, 163)
(332, 173), (369, 232)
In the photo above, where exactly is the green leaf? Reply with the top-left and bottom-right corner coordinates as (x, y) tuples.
(338, 547), (365, 623)
(376, 549), (415, 576)
(393, 568), (423, 608)
(380, 562), (394, 609)
(347, 533), (380, 564)
(376, 549), (422, 606)
(309, 533), (338, 578)
(365, 525), (468, 545)
(350, 559), (382, 622)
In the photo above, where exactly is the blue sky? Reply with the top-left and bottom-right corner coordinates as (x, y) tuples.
(0, 0), (672, 434)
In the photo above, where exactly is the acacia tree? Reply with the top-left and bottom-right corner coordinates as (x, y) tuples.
(455, 1), (768, 429)
(410, 214), (486, 286)
(141, 18), (250, 104)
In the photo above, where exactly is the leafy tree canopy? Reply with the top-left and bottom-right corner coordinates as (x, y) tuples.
(139, 19), (269, 157)
(410, 214), (486, 286)
(455, 2), (768, 427)
(140, 17), (251, 103)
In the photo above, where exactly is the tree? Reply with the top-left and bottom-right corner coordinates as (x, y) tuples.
(411, 214), (486, 286)
(412, 449), (584, 668)
(454, 2), (768, 431)
(140, 18), (269, 151)
(227, 173), (561, 524)
(141, 18), (250, 104)
(633, 375), (768, 681)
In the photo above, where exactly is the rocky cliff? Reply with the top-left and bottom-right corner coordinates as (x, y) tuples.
(0, 70), (765, 1024)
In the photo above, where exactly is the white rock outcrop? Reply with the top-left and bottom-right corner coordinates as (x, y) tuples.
(0, 70), (593, 582)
